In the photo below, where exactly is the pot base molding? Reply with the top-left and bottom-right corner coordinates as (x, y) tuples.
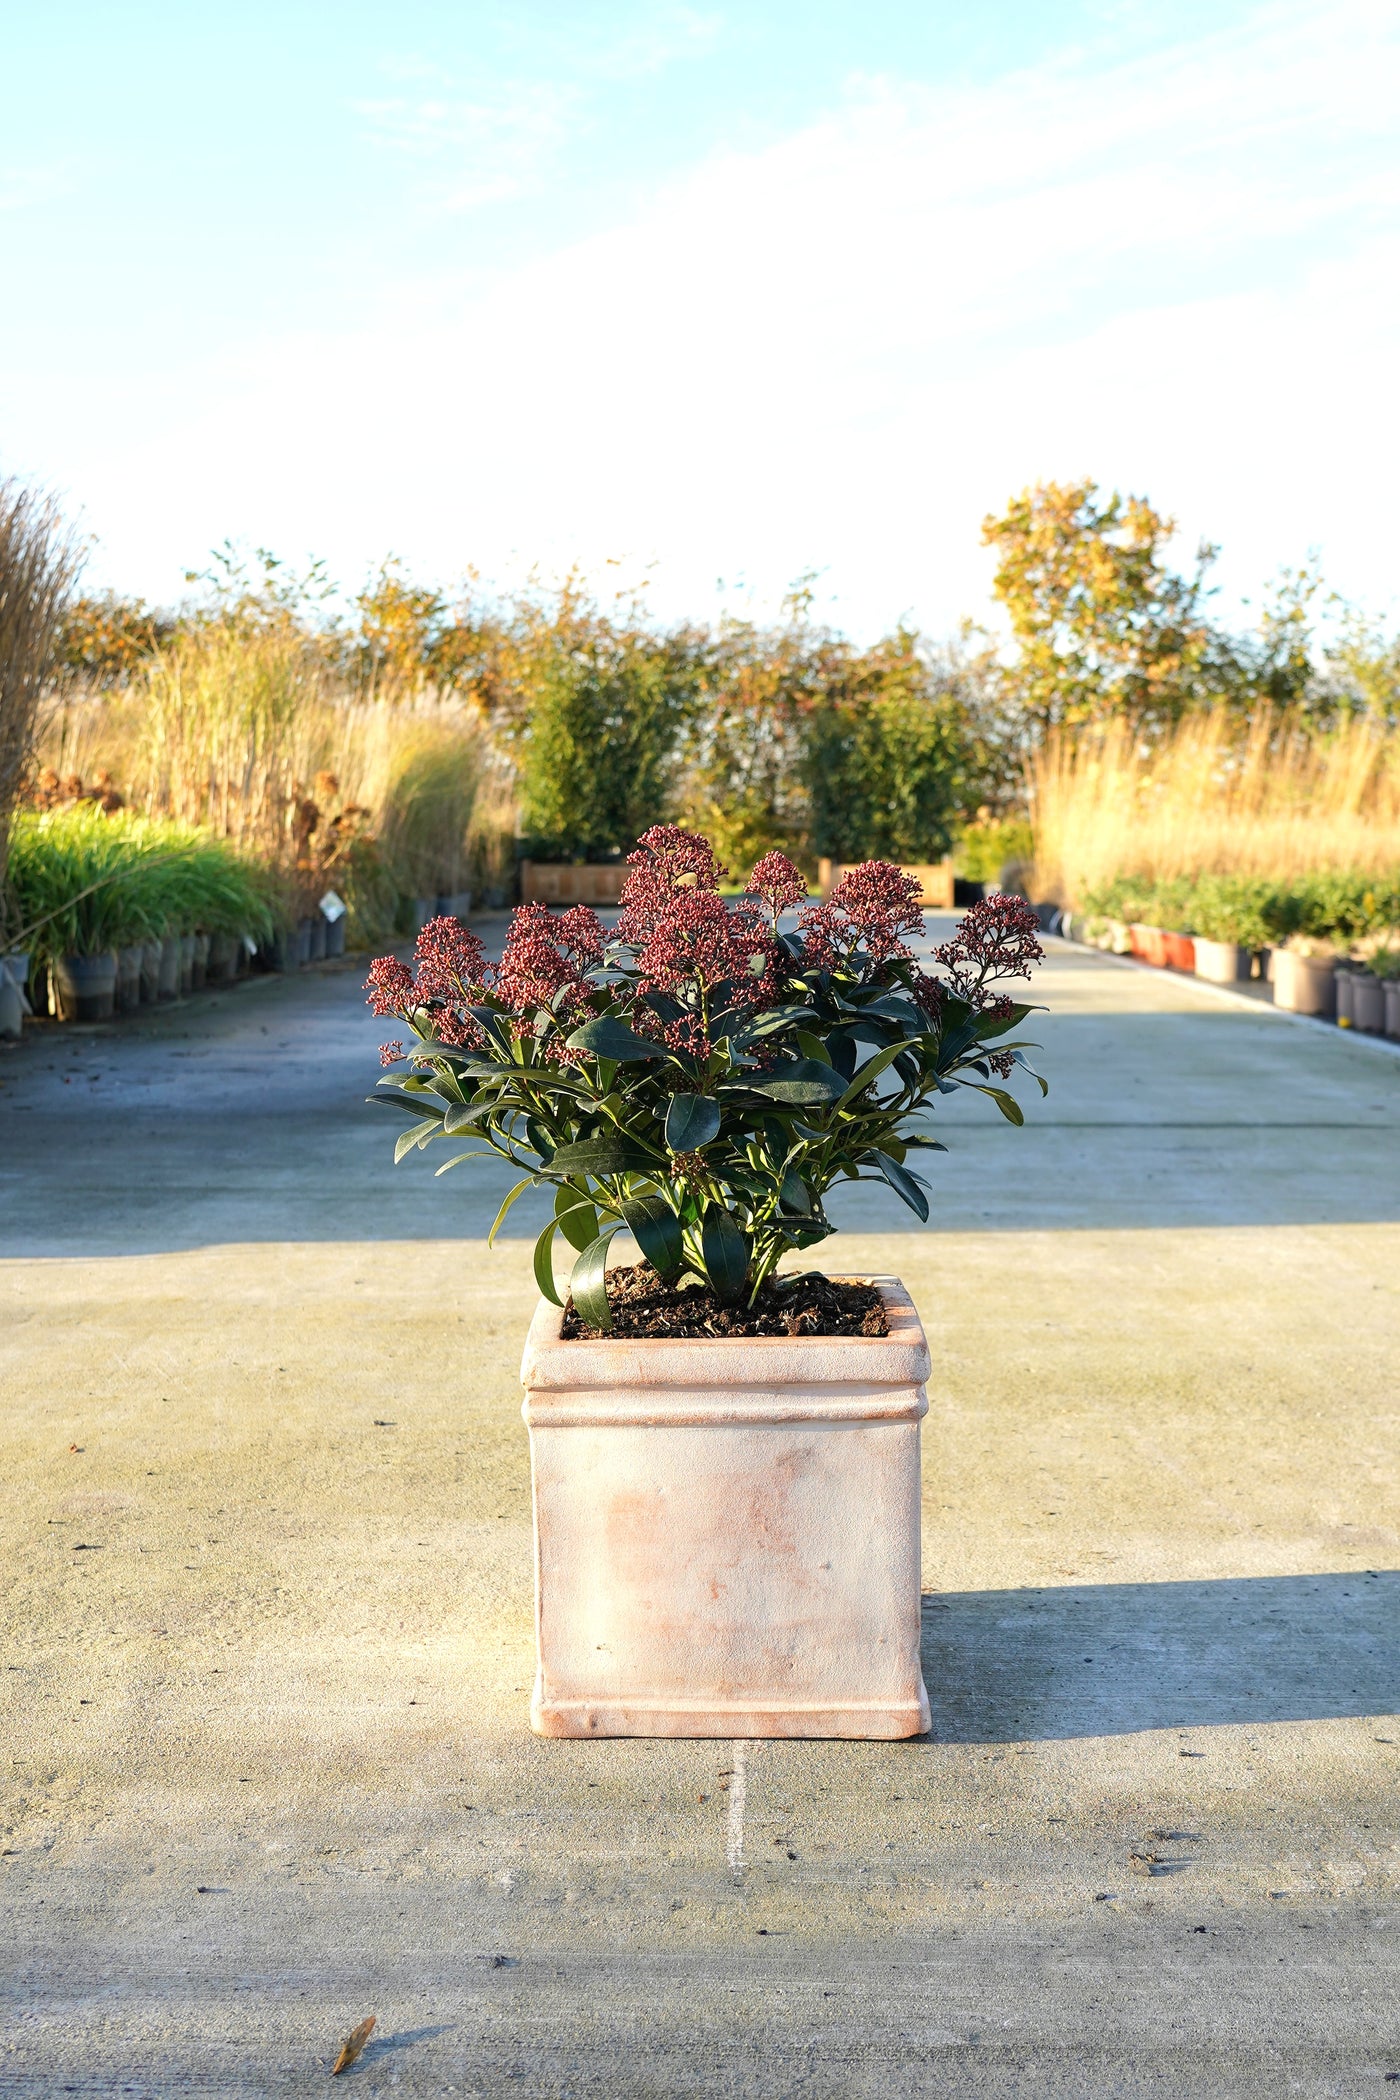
(520, 1277), (932, 1741)
(531, 1694), (931, 1740)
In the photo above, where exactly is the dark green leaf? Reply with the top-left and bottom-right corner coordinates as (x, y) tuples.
(873, 1150), (930, 1221)
(567, 1016), (666, 1062)
(546, 1135), (657, 1178)
(834, 1038), (919, 1109)
(700, 1204), (750, 1303)
(748, 1058), (847, 1105)
(571, 1227), (623, 1332)
(367, 1091), (447, 1118)
(487, 1177), (533, 1247)
(555, 1182), (599, 1250)
(975, 1001), (1036, 1041)
(621, 1196), (684, 1279)
(442, 1102), (491, 1135)
(393, 1115), (441, 1163)
(778, 1169), (812, 1215)
(664, 1093), (721, 1151)
(979, 1085), (1025, 1126)
(533, 1220), (563, 1306)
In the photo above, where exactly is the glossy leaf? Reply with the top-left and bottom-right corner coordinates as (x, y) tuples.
(367, 1091), (447, 1118)
(555, 1181), (599, 1251)
(700, 1204), (749, 1302)
(486, 1177), (533, 1248)
(834, 1038), (918, 1109)
(532, 1219), (564, 1307)
(873, 1150), (930, 1221)
(570, 1226), (623, 1332)
(664, 1093), (720, 1152)
(567, 1016), (666, 1062)
(546, 1135), (657, 1178)
(393, 1114), (441, 1162)
(747, 1058), (847, 1105)
(621, 1195), (684, 1279)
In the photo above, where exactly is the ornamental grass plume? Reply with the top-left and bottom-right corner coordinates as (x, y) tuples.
(363, 824), (1046, 1331)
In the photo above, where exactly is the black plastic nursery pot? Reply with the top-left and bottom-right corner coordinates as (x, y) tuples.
(310, 914), (328, 962)
(157, 936), (181, 1001)
(207, 933), (239, 983)
(116, 945), (144, 1013)
(192, 933), (209, 988)
(54, 953), (117, 1022)
(325, 914), (347, 958)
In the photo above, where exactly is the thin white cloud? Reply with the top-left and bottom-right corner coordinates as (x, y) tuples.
(34, 0), (1400, 634)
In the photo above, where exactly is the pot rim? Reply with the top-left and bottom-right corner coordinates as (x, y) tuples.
(521, 1273), (930, 1393)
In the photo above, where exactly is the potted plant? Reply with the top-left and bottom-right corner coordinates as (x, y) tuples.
(1272, 936), (1337, 1018)
(364, 827), (1046, 1739)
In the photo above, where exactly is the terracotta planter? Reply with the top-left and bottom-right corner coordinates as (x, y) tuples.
(819, 859), (953, 909)
(1129, 924), (1169, 968)
(1385, 982), (1400, 1040)
(519, 1277), (932, 1741)
(519, 862), (627, 907)
(1271, 951), (1336, 1018)
(1193, 937), (1246, 984)
(1162, 931), (1196, 972)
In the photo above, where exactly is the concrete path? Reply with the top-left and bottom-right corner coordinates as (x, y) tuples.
(2, 931), (1398, 2095)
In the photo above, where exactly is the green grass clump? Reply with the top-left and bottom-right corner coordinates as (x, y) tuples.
(7, 806), (277, 964)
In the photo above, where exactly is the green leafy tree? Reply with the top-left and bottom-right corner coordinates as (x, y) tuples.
(515, 584), (699, 860)
(803, 630), (969, 863)
(982, 479), (1235, 732)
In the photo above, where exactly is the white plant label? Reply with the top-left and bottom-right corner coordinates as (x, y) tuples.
(320, 890), (347, 922)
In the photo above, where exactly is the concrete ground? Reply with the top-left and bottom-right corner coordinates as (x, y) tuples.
(2, 926), (1398, 2097)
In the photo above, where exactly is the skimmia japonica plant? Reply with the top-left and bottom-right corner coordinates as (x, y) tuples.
(365, 826), (1046, 1330)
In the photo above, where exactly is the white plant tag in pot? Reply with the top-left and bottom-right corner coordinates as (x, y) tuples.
(320, 889), (347, 923)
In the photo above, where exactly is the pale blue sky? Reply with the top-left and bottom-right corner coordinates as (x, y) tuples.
(3, 1), (1397, 636)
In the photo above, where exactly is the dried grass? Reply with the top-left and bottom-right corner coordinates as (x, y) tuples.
(1031, 710), (1400, 907)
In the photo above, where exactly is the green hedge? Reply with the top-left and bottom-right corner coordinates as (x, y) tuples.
(7, 806), (278, 964)
(1080, 868), (1400, 947)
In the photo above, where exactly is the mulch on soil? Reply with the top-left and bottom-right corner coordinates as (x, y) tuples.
(560, 1263), (890, 1341)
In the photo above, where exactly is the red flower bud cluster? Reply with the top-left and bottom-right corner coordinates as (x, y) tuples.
(798, 860), (925, 973)
(495, 902), (602, 1057)
(616, 824), (728, 945)
(934, 893), (1044, 1005)
(633, 890), (781, 1057)
(745, 850), (808, 924)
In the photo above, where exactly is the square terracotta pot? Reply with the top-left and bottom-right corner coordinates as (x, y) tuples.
(519, 1277), (932, 1741)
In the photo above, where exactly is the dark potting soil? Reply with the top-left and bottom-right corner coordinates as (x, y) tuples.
(560, 1264), (890, 1341)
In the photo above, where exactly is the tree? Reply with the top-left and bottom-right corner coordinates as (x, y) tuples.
(514, 582), (699, 861)
(982, 479), (1231, 732)
(803, 629), (969, 864)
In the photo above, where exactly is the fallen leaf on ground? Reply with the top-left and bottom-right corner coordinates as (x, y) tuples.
(331, 2016), (375, 2074)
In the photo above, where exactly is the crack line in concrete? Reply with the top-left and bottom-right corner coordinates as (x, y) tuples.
(727, 1741), (747, 1882)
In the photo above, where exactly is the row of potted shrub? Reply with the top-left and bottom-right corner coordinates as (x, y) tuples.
(3, 805), (295, 1026)
(1065, 868), (1400, 1039)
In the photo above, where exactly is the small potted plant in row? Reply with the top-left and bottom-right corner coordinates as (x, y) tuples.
(365, 828), (1046, 1741)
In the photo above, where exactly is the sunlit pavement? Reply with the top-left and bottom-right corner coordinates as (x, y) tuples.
(2, 931), (1398, 2095)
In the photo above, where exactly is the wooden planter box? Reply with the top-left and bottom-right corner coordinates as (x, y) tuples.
(818, 859), (954, 909)
(519, 1279), (932, 1740)
(520, 861), (628, 906)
